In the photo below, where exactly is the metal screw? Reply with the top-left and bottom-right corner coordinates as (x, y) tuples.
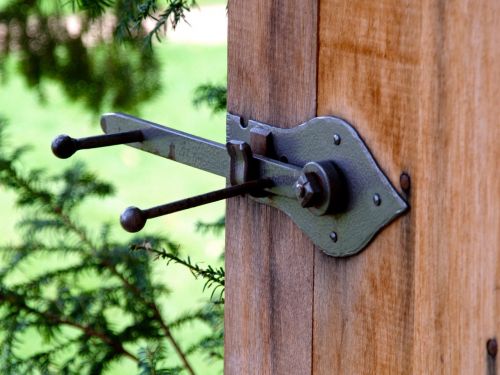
(400, 172), (411, 192)
(329, 231), (338, 243)
(373, 193), (382, 206)
(333, 134), (341, 145)
(487, 338), (498, 358)
(295, 182), (306, 199)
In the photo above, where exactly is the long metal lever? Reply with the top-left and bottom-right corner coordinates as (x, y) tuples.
(101, 113), (302, 199)
(51, 130), (144, 159)
(120, 179), (272, 232)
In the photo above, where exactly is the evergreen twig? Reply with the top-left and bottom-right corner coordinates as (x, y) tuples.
(132, 242), (225, 301)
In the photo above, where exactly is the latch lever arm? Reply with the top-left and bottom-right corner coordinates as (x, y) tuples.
(101, 113), (301, 199)
(120, 179), (272, 232)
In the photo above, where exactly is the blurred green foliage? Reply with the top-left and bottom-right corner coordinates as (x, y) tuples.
(0, 0), (228, 373)
(0, 121), (224, 373)
(0, 0), (212, 113)
(193, 83), (226, 114)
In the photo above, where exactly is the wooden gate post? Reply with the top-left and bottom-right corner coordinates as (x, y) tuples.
(225, 1), (499, 374)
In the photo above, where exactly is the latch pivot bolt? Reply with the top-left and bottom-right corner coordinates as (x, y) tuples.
(296, 161), (346, 216)
(295, 173), (321, 208)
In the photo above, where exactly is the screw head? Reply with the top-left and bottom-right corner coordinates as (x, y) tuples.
(487, 338), (498, 357)
(333, 134), (341, 145)
(373, 193), (382, 206)
(400, 172), (411, 192)
(329, 231), (338, 242)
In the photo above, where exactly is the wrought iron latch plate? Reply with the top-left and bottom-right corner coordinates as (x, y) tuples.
(227, 114), (408, 257)
(95, 113), (407, 257)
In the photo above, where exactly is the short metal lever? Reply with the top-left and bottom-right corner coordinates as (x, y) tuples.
(51, 130), (144, 159)
(120, 179), (272, 232)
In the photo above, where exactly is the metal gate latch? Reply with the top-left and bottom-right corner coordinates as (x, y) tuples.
(51, 113), (408, 257)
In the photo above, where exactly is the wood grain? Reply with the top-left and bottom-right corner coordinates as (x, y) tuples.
(225, 0), (318, 374)
(314, 1), (500, 374)
(226, 0), (499, 373)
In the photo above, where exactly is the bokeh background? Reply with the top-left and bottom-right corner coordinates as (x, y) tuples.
(0, 1), (227, 373)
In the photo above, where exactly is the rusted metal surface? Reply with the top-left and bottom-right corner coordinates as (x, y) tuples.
(249, 127), (272, 156)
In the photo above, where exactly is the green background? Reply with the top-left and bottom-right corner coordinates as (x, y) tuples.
(0, 2), (227, 372)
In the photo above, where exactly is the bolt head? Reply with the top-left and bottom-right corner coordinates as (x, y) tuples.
(333, 134), (341, 145)
(373, 193), (382, 206)
(295, 182), (306, 198)
(295, 173), (321, 208)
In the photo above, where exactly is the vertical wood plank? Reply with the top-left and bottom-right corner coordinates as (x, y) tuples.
(314, 2), (420, 372)
(314, 1), (500, 374)
(412, 1), (500, 372)
(225, 1), (318, 374)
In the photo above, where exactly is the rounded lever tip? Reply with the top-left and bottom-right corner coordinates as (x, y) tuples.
(51, 135), (78, 159)
(120, 206), (147, 233)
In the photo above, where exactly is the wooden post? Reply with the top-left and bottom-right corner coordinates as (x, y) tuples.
(225, 1), (317, 373)
(225, 1), (499, 374)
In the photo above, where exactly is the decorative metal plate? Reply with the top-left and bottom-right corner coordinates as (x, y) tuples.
(227, 114), (408, 257)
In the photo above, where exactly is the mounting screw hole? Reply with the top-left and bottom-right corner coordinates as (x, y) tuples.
(239, 117), (248, 128)
(279, 156), (288, 163)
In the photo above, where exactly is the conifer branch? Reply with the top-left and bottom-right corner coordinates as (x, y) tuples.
(101, 259), (197, 375)
(132, 242), (225, 301)
(0, 288), (139, 363)
(0, 158), (197, 373)
(0, 120), (222, 372)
